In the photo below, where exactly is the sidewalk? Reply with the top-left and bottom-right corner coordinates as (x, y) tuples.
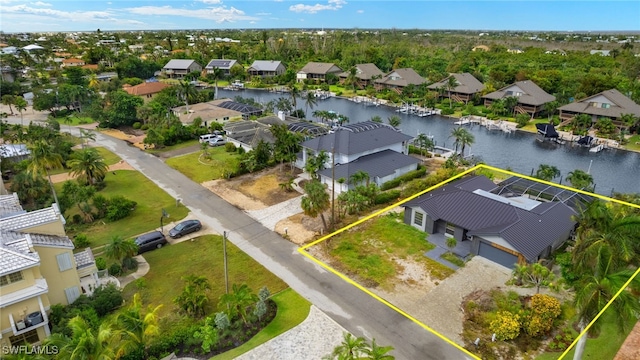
(117, 255), (150, 288)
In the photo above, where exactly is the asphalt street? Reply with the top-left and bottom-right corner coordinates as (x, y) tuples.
(15, 113), (474, 360)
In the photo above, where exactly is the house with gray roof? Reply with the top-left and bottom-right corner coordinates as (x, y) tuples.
(427, 73), (485, 103)
(296, 62), (343, 83)
(558, 89), (640, 127)
(297, 121), (418, 193)
(482, 80), (555, 117)
(162, 59), (203, 79)
(247, 60), (286, 78)
(204, 59), (241, 77)
(375, 68), (426, 93)
(338, 63), (385, 89)
(403, 175), (581, 268)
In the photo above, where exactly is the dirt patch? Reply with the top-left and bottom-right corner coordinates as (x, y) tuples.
(202, 179), (267, 211)
(99, 127), (147, 149)
(275, 213), (325, 245)
(50, 160), (135, 183)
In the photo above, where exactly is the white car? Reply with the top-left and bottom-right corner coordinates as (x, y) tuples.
(208, 137), (227, 146)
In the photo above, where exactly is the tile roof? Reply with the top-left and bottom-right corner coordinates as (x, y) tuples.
(0, 206), (62, 232)
(427, 73), (485, 94)
(0, 193), (25, 219)
(558, 89), (640, 118)
(0, 245), (39, 276)
(405, 175), (578, 261)
(248, 60), (284, 72)
(205, 59), (238, 70)
(318, 149), (420, 181)
(301, 127), (412, 156)
(123, 81), (171, 96)
(74, 248), (95, 269)
(30, 233), (74, 249)
(376, 68), (426, 87)
(483, 80), (555, 106)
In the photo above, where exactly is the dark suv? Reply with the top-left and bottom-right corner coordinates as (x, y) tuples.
(134, 231), (168, 254)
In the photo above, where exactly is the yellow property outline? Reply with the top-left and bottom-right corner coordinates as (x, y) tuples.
(298, 164), (640, 359)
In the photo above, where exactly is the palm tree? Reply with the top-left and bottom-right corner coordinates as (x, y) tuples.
(174, 275), (211, 317)
(544, 100), (559, 121)
(289, 83), (301, 109)
(349, 170), (370, 186)
(116, 293), (162, 358)
(370, 115), (383, 123)
(565, 169), (594, 190)
(177, 81), (197, 113)
(445, 75), (458, 109)
(503, 96), (519, 116)
(67, 148), (108, 186)
(14, 96), (27, 127)
(345, 67), (359, 92)
(387, 115), (401, 128)
(572, 114), (593, 133)
(47, 316), (118, 360)
(364, 338), (395, 360)
(535, 164), (561, 182)
(26, 140), (63, 205)
(79, 128), (97, 149)
(217, 283), (258, 324)
(415, 133), (435, 156)
(301, 180), (330, 231)
(328, 333), (368, 360)
(458, 129), (475, 157)
(2, 94), (15, 115)
(88, 74), (100, 89)
(304, 91), (318, 118)
(104, 235), (138, 267)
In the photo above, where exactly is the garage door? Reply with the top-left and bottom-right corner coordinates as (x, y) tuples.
(477, 242), (518, 269)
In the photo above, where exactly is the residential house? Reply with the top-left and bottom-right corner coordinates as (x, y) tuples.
(403, 175), (587, 268)
(123, 82), (171, 102)
(482, 80), (556, 117)
(296, 62), (343, 83)
(0, 194), (99, 348)
(61, 58), (85, 67)
(374, 68), (426, 93)
(204, 59), (241, 77)
(427, 73), (485, 103)
(172, 98), (260, 125)
(338, 63), (385, 89)
(297, 121), (419, 193)
(558, 89), (640, 127)
(247, 60), (286, 78)
(162, 59), (202, 79)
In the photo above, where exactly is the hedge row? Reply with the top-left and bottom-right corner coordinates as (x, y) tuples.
(380, 166), (427, 191)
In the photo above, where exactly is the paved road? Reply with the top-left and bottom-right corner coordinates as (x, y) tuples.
(17, 113), (473, 360)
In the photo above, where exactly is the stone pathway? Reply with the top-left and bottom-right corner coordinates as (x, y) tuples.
(245, 196), (304, 231)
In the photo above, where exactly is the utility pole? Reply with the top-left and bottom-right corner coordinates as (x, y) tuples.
(223, 231), (229, 295)
(331, 142), (336, 230)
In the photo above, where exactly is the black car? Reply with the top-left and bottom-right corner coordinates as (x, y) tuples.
(168, 219), (202, 238)
(134, 231), (168, 254)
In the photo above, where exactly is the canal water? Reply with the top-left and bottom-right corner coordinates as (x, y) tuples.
(219, 89), (640, 196)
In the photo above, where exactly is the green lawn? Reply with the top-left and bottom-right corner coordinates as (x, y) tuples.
(56, 116), (96, 127)
(122, 235), (289, 320)
(58, 170), (189, 248)
(94, 147), (122, 166)
(212, 288), (311, 360)
(147, 139), (199, 155)
(535, 308), (631, 360)
(625, 134), (640, 152)
(521, 118), (554, 133)
(328, 213), (453, 289)
(165, 147), (241, 183)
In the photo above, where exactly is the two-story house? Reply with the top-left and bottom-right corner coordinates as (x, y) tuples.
(0, 194), (98, 348)
(247, 60), (286, 78)
(483, 80), (556, 118)
(204, 59), (241, 77)
(296, 62), (343, 83)
(374, 68), (426, 93)
(162, 59), (203, 79)
(558, 89), (640, 128)
(338, 63), (385, 89)
(297, 122), (419, 193)
(427, 73), (485, 104)
(123, 82), (171, 102)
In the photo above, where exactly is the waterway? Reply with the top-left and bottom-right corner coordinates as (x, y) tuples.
(219, 89), (640, 196)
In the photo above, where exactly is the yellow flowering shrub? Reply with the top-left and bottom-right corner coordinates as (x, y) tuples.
(489, 311), (521, 341)
(524, 294), (562, 336)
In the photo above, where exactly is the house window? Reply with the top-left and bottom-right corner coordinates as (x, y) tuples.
(445, 223), (456, 237)
(9, 329), (40, 346)
(0, 271), (23, 286)
(57, 252), (73, 272)
(601, 103), (610, 109)
(413, 211), (424, 226)
(65, 286), (81, 304)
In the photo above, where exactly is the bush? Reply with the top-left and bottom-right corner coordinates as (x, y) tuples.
(92, 194), (109, 219)
(74, 233), (90, 248)
(224, 142), (236, 152)
(515, 114), (530, 128)
(91, 283), (123, 317)
(490, 311), (521, 341)
(141, 124), (149, 130)
(72, 214), (83, 224)
(95, 257), (107, 270)
(109, 263), (122, 276)
(122, 256), (138, 271)
(524, 294), (562, 336)
(106, 195), (137, 221)
(375, 190), (402, 205)
(380, 167), (427, 190)
(441, 108), (455, 115)
(132, 122), (141, 129)
(236, 146), (246, 154)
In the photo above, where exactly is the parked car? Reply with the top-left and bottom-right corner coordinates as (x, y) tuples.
(134, 231), (168, 254)
(208, 137), (227, 146)
(168, 219), (202, 238)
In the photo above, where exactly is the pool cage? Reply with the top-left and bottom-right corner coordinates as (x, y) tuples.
(494, 176), (595, 212)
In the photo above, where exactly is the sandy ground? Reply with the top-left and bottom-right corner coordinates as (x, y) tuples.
(50, 160), (135, 183)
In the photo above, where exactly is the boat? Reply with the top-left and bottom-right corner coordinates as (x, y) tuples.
(576, 135), (595, 147)
(535, 123), (562, 143)
(454, 117), (471, 126)
(589, 144), (605, 153)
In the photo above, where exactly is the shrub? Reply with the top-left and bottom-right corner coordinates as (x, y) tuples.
(441, 108), (455, 115)
(374, 190), (402, 205)
(524, 294), (562, 336)
(380, 167), (427, 190)
(91, 283), (123, 317)
(72, 214), (83, 224)
(95, 257), (107, 270)
(74, 233), (90, 248)
(132, 122), (141, 129)
(490, 311), (521, 341)
(109, 263), (122, 276)
(224, 142), (236, 152)
(140, 124), (149, 130)
(92, 194), (109, 219)
(236, 146), (246, 155)
(122, 256), (138, 271)
(106, 195), (137, 221)
(515, 114), (530, 128)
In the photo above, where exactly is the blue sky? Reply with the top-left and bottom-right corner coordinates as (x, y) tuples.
(1, 1), (639, 33)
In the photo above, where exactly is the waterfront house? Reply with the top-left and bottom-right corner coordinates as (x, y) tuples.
(123, 81), (171, 102)
(61, 58), (85, 67)
(427, 73), (485, 103)
(374, 68), (426, 93)
(247, 60), (286, 78)
(558, 89), (640, 128)
(162, 59), (202, 79)
(482, 80), (555, 117)
(338, 63), (385, 89)
(296, 62), (343, 83)
(204, 59), (241, 77)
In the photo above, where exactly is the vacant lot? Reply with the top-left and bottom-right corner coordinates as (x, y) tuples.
(166, 147), (242, 183)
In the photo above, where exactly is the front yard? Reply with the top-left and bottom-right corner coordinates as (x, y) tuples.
(165, 146), (242, 183)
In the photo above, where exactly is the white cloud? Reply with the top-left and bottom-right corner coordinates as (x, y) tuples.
(200, 0), (222, 4)
(289, 0), (346, 14)
(2, 4), (145, 28)
(126, 5), (258, 23)
(357, 9), (364, 14)
(255, 12), (271, 16)
(31, 1), (52, 6)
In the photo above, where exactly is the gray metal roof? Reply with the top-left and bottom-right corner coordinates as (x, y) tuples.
(301, 127), (412, 156)
(248, 60), (284, 72)
(405, 175), (579, 261)
(205, 59), (238, 70)
(318, 149), (420, 181)
(483, 80), (555, 106)
(163, 59), (200, 70)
